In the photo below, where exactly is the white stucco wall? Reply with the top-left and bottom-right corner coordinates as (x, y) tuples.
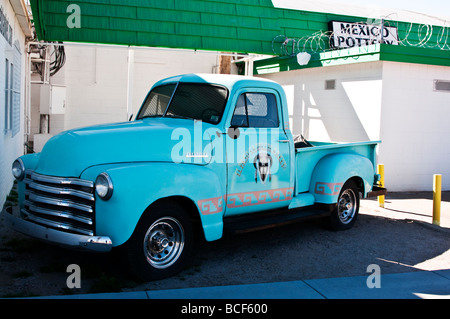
(258, 61), (383, 142)
(379, 62), (450, 191)
(259, 60), (450, 191)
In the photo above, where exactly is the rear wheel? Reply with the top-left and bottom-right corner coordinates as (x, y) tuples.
(125, 201), (193, 281)
(328, 180), (360, 230)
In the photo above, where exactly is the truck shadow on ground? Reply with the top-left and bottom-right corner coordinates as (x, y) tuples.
(1, 210), (449, 297)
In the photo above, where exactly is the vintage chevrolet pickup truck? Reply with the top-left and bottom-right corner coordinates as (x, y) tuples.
(5, 74), (386, 280)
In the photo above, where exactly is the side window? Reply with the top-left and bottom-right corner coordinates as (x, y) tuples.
(230, 93), (279, 128)
(230, 94), (247, 127)
(138, 84), (176, 119)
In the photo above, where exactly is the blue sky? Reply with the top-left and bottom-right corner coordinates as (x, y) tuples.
(326, 0), (450, 19)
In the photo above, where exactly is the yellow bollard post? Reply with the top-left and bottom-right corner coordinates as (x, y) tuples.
(378, 164), (385, 208)
(433, 174), (442, 226)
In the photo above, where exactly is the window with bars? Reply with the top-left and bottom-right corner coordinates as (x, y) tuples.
(4, 45), (22, 137)
(4, 58), (12, 133)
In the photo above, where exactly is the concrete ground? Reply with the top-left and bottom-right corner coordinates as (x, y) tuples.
(33, 268), (450, 299)
(362, 191), (450, 229)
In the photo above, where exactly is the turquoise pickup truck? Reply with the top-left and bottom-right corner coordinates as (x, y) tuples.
(5, 74), (386, 280)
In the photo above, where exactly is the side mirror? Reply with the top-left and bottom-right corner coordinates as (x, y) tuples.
(227, 127), (240, 139)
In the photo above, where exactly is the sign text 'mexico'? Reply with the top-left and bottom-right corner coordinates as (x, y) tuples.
(329, 21), (398, 49)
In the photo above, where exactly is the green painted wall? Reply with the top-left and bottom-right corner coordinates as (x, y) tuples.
(30, 0), (450, 56)
(253, 44), (450, 75)
(32, 0), (283, 53)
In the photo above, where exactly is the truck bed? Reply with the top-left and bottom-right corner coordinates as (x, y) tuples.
(294, 140), (379, 195)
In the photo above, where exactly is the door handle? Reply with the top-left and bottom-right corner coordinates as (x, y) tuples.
(279, 139), (290, 143)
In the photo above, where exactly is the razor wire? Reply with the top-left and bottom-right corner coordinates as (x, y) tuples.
(382, 12), (450, 50)
(272, 16), (450, 56)
(272, 32), (333, 56)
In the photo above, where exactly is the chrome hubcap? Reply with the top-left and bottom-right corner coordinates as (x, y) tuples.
(338, 189), (357, 224)
(143, 217), (185, 269)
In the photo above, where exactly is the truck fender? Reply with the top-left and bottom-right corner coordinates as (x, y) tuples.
(15, 153), (40, 210)
(81, 163), (225, 247)
(309, 153), (374, 204)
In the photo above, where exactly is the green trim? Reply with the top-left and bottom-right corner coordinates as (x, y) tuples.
(254, 44), (450, 75)
(30, 0), (45, 39)
(380, 45), (450, 68)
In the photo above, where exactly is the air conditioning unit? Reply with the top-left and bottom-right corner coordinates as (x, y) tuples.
(40, 84), (66, 115)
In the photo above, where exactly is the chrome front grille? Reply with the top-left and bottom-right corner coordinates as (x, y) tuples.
(23, 170), (95, 236)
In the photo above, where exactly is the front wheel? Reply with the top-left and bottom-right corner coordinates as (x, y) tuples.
(328, 180), (360, 231)
(125, 201), (193, 281)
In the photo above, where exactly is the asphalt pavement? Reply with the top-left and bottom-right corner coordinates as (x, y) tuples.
(27, 191), (450, 300)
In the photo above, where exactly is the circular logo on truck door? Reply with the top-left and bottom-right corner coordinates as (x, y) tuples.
(253, 151), (273, 184)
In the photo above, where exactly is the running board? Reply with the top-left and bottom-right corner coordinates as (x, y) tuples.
(223, 206), (331, 235)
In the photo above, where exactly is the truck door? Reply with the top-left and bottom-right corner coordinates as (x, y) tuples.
(225, 89), (292, 216)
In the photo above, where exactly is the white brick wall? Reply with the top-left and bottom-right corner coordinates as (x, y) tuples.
(45, 46), (219, 134)
(0, 1), (26, 209)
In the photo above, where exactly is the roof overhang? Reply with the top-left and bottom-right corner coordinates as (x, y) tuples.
(10, 0), (33, 38)
(28, 0), (450, 71)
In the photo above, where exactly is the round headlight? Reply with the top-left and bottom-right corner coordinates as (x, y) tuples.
(12, 158), (25, 181)
(95, 172), (113, 200)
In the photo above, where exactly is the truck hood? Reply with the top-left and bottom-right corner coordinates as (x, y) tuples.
(35, 118), (218, 178)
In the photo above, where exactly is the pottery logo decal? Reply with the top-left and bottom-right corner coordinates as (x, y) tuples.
(254, 151), (272, 184)
(234, 144), (286, 178)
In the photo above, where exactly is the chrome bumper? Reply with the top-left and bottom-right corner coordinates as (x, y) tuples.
(2, 206), (112, 252)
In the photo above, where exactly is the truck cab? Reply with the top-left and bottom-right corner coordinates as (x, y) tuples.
(5, 74), (386, 280)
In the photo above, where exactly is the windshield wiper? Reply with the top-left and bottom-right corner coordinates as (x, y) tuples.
(138, 115), (164, 120)
(166, 114), (194, 120)
(138, 114), (195, 121)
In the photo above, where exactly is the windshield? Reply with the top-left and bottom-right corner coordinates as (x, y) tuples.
(137, 83), (228, 124)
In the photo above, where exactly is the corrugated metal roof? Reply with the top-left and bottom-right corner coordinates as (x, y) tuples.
(10, 0), (33, 37)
